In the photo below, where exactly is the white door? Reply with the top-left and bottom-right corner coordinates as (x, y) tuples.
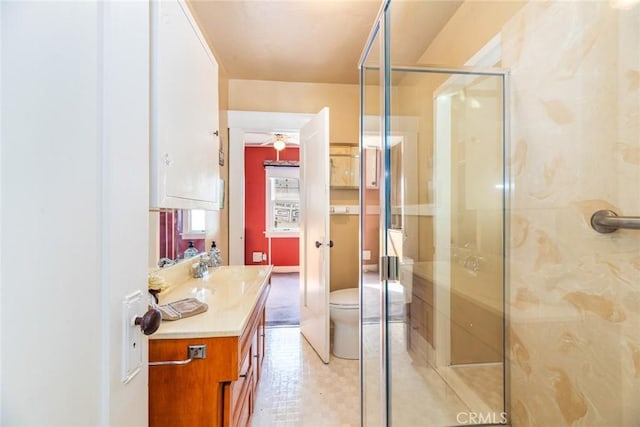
(299, 108), (331, 363)
(1, 1), (149, 424)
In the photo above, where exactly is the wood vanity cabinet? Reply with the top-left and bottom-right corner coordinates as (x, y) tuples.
(407, 273), (434, 362)
(149, 283), (270, 427)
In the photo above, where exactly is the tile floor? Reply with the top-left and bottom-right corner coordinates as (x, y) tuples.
(252, 322), (504, 427)
(252, 326), (360, 427)
(451, 363), (504, 414)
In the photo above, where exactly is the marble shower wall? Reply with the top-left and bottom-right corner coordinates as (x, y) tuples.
(502, 1), (640, 426)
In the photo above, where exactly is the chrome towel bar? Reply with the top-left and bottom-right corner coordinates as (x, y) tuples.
(590, 210), (640, 233)
(149, 344), (207, 366)
(149, 358), (193, 367)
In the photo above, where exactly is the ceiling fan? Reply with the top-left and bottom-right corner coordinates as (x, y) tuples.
(245, 131), (299, 151)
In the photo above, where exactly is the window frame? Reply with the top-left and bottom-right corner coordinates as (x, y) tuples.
(181, 209), (206, 240)
(265, 166), (300, 238)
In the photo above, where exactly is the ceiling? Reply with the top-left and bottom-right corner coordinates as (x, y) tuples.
(188, 1), (463, 85)
(189, 0), (381, 85)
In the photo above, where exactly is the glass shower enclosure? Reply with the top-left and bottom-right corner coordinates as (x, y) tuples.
(360, 1), (639, 426)
(360, 8), (507, 427)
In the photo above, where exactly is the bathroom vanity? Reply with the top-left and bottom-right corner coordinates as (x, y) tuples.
(148, 265), (272, 427)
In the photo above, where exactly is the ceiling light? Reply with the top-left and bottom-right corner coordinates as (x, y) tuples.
(273, 134), (286, 151)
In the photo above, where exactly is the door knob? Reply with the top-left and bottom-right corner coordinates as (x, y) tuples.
(315, 240), (335, 248)
(134, 306), (162, 335)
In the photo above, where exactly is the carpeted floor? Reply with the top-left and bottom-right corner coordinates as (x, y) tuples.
(266, 272), (300, 326)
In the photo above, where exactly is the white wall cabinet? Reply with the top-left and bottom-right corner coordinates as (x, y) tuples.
(150, 0), (220, 210)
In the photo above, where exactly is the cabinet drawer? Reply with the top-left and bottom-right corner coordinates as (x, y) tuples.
(238, 285), (269, 372)
(231, 370), (253, 427)
(233, 381), (252, 427)
(424, 302), (433, 345)
(409, 298), (425, 335)
(231, 350), (252, 415)
(412, 274), (434, 306)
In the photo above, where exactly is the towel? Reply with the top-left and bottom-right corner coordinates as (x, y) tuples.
(159, 297), (208, 321)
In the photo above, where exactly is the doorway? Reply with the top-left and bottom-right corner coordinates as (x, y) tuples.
(265, 272), (301, 326)
(228, 109), (333, 363)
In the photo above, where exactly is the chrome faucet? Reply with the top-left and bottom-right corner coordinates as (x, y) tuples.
(192, 255), (209, 278)
(463, 255), (485, 273)
(158, 257), (176, 268)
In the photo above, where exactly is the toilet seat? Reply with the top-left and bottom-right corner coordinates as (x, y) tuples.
(330, 288), (358, 308)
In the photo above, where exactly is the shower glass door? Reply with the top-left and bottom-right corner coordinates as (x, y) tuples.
(360, 19), (385, 427)
(360, 3), (508, 426)
(384, 67), (507, 427)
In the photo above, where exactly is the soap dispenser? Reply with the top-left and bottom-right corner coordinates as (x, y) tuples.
(207, 241), (222, 267)
(183, 241), (199, 259)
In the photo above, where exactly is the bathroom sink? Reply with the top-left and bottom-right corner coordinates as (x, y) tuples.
(190, 286), (214, 302)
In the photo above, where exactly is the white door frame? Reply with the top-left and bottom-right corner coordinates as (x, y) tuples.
(227, 111), (313, 265)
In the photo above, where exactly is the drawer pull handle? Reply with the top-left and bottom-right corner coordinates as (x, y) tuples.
(239, 373), (247, 378)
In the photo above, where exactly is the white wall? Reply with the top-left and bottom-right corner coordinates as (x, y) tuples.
(1, 2), (148, 425)
(0, 1), (3, 418)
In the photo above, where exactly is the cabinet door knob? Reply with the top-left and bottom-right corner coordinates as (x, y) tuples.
(134, 306), (162, 335)
(211, 130), (219, 136)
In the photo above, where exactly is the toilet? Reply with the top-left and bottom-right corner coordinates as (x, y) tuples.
(329, 288), (359, 359)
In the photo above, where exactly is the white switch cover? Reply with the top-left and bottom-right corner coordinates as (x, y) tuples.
(252, 252), (262, 263)
(122, 290), (144, 383)
(363, 250), (371, 261)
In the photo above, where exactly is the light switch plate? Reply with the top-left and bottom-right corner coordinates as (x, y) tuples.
(122, 290), (144, 383)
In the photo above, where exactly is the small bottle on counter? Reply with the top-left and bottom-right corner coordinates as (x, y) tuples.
(183, 241), (199, 259)
(207, 241), (222, 267)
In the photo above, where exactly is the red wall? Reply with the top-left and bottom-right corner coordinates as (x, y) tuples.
(244, 146), (299, 266)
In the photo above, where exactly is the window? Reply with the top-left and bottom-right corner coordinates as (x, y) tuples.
(181, 209), (206, 239)
(265, 166), (300, 237)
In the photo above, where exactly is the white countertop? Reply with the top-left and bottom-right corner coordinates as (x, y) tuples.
(150, 265), (273, 340)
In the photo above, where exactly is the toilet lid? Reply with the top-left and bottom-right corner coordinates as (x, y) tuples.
(330, 288), (358, 307)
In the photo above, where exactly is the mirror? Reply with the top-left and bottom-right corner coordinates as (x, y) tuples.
(148, 208), (212, 270)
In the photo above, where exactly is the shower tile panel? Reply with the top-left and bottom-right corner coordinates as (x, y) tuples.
(502, 1), (640, 425)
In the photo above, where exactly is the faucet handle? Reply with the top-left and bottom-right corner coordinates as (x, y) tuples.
(199, 254), (210, 267)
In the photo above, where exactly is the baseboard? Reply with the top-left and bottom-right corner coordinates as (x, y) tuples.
(272, 266), (300, 273)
